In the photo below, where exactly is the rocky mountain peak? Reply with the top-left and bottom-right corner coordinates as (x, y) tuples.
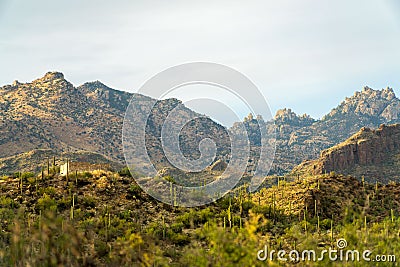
(80, 80), (110, 91)
(29, 71), (72, 93)
(274, 108), (314, 127)
(12, 80), (21, 86)
(77, 81), (133, 112)
(357, 86), (396, 101)
(78, 80), (112, 98)
(274, 108), (296, 120)
(41, 71), (65, 81)
(244, 113), (254, 121)
(326, 86), (399, 122)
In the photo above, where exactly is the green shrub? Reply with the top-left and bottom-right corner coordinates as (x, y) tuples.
(128, 184), (142, 196)
(0, 196), (18, 209)
(39, 186), (57, 197)
(167, 230), (190, 245)
(118, 167), (132, 177)
(37, 194), (57, 212)
(82, 195), (96, 208)
(81, 171), (93, 178)
(21, 172), (35, 180)
(163, 176), (176, 184)
(95, 239), (109, 257)
(241, 201), (254, 215)
(146, 221), (164, 239)
(170, 222), (184, 233)
(57, 197), (72, 211)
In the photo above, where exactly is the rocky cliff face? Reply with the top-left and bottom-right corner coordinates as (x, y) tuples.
(292, 124), (400, 183)
(270, 109), (316, 173)
(266, 87), (400, 173)
(318, 124), (400, 171)
(206, 86), (400, 176)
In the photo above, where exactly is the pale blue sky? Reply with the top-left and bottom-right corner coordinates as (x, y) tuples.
(0, 0), (399, 123)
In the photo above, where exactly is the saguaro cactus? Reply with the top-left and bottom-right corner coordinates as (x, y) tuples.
(272, 191), (276, 221)
(20, 172), (23, 195)
(314, 199), (317, 218)
(362, 176), (365, 190)
(227, 204), (232, 228)
(364, 215), (368, 234)
(47, 157), (50, 176)
(66, 158), (69, 183)
(391, 209), (395, 223)
(162, 216), (166, 239)
(304, 207), (307, 234)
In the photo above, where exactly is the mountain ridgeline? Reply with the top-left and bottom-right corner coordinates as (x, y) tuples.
(232, 86), (400, 175)
(0, 72), (230, 175)
(1, 72), (400, 183)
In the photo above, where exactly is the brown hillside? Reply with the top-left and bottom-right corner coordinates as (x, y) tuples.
(292, 124), (400, 183)
(0, 72), (230, 174)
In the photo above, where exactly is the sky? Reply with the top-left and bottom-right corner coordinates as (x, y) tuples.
(0, 0), (399, 125)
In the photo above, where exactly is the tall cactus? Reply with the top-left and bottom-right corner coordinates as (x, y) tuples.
(364, 215), (367, 233)
(227, 204), (232, 228)
(314, 199), (317, 218)
(66, 158), (69, 183)
(362, 176), (365, 190)
(173, 187), (177, 206)
(70, 193), (76, 220)
(20, 172), (23, 195)
(391, 209), (394, 223)
(272, 191), (276, 221)
(53, 156), (56, 174)
(170, 182), (173, 205)
(162, 216), (166, 239)
(330, 215), (334, 241)
(304, 207), (307, 234)
(47, 157), (50, 176)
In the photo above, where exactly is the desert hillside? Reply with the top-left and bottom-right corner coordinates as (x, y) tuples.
(0, 169), (399, 266)
(292, 124), (400, 183)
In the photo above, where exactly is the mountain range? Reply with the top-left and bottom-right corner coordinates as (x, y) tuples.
(0, 72), (230, 175)
(266, 86), (400, 173)
(1, 72), (400, 181)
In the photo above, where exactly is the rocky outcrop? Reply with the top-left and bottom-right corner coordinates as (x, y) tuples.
(272, 87), (400, 173)
(316, 124), (400, 173)
(293, 124), (400, 183)
(326, 86), (399, 121)
(274, 108), (315, 128)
